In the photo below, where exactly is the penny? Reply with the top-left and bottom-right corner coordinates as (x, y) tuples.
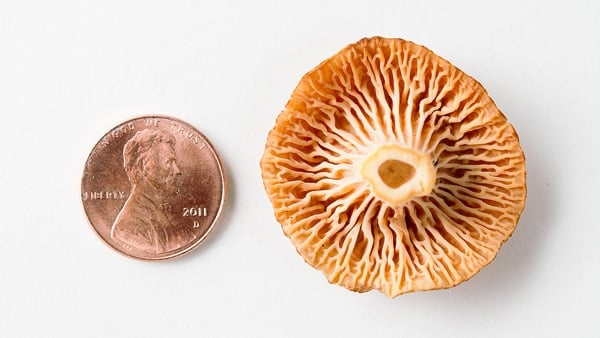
(81, 115), (226, 260)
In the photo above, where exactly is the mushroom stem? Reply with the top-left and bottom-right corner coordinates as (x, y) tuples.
(361, 145), (435, 205)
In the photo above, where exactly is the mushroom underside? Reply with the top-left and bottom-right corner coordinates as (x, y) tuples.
(261, 37), (526, 297)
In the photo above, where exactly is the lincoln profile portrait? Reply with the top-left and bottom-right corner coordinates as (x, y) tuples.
(111, 129), (195, 253)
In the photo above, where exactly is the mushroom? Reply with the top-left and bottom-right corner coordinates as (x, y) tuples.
(260, 37), (526, 297)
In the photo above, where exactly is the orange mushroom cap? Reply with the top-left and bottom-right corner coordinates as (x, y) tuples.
(261, 37), (526, 297)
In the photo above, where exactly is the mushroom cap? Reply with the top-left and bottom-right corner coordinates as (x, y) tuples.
(260, 37), (526, 297)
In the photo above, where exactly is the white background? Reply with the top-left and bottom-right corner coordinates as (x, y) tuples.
(1, 1), (599, 337)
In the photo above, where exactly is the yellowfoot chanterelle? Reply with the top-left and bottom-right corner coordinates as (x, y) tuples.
(260, 37), (527, 297)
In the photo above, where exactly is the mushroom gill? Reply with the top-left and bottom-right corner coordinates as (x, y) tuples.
(260, 37), (527, 297)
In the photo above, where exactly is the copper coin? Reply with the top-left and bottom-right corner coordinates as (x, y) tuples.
(81, 115), (226, 260)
